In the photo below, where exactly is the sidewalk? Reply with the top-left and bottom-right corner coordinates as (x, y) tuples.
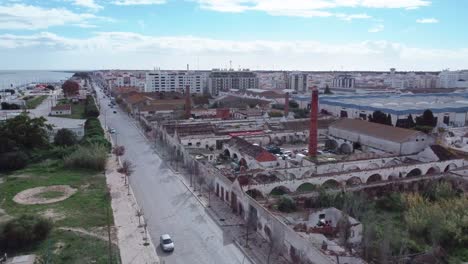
(106, 151), (160, 264)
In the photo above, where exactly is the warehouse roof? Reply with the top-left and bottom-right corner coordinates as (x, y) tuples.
(330, 119), (424, 143)
(319, 92), (468, 115)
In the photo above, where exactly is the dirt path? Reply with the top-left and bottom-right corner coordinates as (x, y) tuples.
(58, 227), (118, 245)
(13, 185), (77, 205)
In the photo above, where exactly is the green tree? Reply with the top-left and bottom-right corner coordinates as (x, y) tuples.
(369, 111), (391, 126)
(324, 85), (333, 94)
(269, 111), (283, 118)
(0, 114), (51, 152)
(54, 128), (77, 146)
(289, 100), (299, 108)
(416, 109), (437, 127)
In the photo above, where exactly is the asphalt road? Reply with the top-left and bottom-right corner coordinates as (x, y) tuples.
(94, 85), (250, 264)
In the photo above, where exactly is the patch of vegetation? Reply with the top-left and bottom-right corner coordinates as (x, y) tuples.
(54, 129), (78, 147)
(81, 117), (111, 151)
(0, 162), (112, 228)
(277, 195), (296, 213)
(36, 229), (119, 264)
(64, 144), (107, 171)
(84, 95), (99, 118)
(305, 182), (468, 263)
(0, 215), (52, 251)
(25, 95), (48, 109)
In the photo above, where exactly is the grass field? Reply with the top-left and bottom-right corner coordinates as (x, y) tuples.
(25, 95), (48, 109)
(0, 160), (119, 263)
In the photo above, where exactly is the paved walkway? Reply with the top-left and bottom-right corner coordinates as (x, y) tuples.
(106, 151), (160, 264)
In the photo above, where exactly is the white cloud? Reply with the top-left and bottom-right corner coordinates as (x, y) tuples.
(195, 0), (431, 16)
(73, 0), (103, 10)
(0, 4), (108, 30)
(368, 24), (384, 33)
(1, 31), (467, 71)
(336, 13), (372, 21)
(113, 0), (166, 5)
(416, 18), (439, 24)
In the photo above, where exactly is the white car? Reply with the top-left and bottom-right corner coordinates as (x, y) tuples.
(160, 234), (174, 252)
(109, 128), (116, 134)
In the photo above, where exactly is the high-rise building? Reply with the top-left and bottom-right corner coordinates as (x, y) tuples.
(208, 69), (258, 95)
(145, 71), (207, 94)
(288, 72), (311, 92)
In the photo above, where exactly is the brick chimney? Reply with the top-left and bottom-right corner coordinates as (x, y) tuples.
(308, 87), (318, 157)
(284, 92), (290, 117)
(185, 85), (191, 119)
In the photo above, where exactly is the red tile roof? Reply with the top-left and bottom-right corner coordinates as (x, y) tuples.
(51, 104), (71, 111)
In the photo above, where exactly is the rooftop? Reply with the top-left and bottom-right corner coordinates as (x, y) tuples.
(320, 92), (468, 115)
(330, 119), (423, 143)
(51, 104), (71, 111)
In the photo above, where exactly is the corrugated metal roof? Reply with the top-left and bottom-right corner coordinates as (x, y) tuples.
(330, 119), (424, 143)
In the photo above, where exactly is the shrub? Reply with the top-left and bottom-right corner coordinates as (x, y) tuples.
(64, 144), (107, 171)
(29, 146), (77, 163)
(0, 151), (28, 172)
(277, 195), (296, 213)
(54, 128), (77, 146)
(84, 95), (99, 118)
(1, 215), (52, 250)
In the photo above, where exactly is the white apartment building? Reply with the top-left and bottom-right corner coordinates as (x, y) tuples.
(288, 72), (312, 92)
(438, 70), (468, 88)
(145, 71), (207, 94)
(115, 74), (137, 87)
(208, 69), (258, 95)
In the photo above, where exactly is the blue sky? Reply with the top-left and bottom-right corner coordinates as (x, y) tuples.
(0, 0), (467, 70)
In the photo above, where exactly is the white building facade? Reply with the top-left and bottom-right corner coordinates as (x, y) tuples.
(145, 71), (208, 94)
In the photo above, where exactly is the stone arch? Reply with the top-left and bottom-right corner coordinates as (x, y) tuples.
(270, 186), (291, 196)
(385, 159), (400, 167)
(347, 165), (360, 171)
(325, 139), (338, 151)
(346, 176), (362, 186)
(232, 153), (239, 160)
(387, 172), (399, 181)
(246, 189), (264, 199)
(296, 183), (318, 193)
(301, 170), (314, 179)
(426, 166), (441, 175)
(223, 149), (231, 158)
(407, 168), (422, 177)
(239, 158), (248, 168)
(322, 179), (340, 189)
(366, 163), (379, 170)
(339, 143), (352, 154)
(367, 174), (382, 184)
(288, 173), (296, 180)
(444, 163), (457, 172)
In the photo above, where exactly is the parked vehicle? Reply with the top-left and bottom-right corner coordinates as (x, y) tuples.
(160, 234), (174, 252)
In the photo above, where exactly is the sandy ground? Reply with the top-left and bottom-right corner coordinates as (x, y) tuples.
(13, 185), (77, 205)
(106, 157), (160, 264)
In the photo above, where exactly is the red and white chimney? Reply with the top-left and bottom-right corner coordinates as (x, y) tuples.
(185, 85), (191, 119)
(308, 87), (318, 157)
(284, 92), (290, 117)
